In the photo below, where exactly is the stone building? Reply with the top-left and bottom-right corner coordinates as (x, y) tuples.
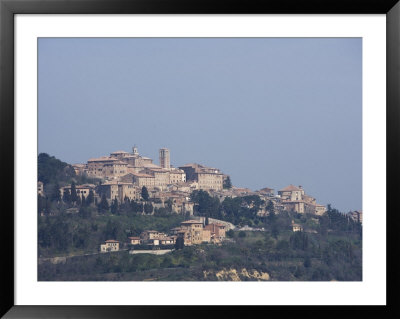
(87, 156), (119, 178)
(173, 220), (226, 246)
(130, 172), (155, 189)
(348, 210), (363, 224)
(128, 237), (141, 245)
(61, 184), (96, 199)
(204, 223), (226, 243)
(168, 168), (186, 184)
(258, 187), (275, 196)
(140, 167), (170, 190)
(38, 181), (44, 196)
(278, 185), (326, 215)
(96, 181), (140, 203)
(72, 163), (87, 176)
(102, 161), (128, 179)
(100, 240), (119, 252)
(179, 163), (224, 191)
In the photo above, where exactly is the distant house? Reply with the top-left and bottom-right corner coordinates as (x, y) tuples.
(348, 210), (363, 224)
(259, 187), (274, 196)
(128, 237), (141, 245)
(38, 181), (44, 196)
(204, 223), (226, 243)
(100, 240), (120, 252)
(159, 237), (175, 245)
(291, 221), (303, 232)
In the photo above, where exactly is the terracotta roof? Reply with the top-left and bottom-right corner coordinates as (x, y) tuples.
(131, 172), (154, 178)
(88, 156), (118, 162)
(181, 220), (203, 224)
(105, 240), (119, 243)
(128, 237), (140, 240)
(260, 187), (274, 192)
(110, 150), (129, 154)
(279, 184), (302, 192)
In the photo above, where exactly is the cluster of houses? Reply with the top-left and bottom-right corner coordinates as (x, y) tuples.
(38, 146), (336, 218)
(100, 219), (227, 253)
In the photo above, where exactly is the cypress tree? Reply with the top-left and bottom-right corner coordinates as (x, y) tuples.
(86, 189), (94, 206)
(223, 176), (232, 189)
(70, 182), (78, 203)
(50, 183), (61, 202)
(141, 186), (149, 201)
(111, 197), (119, 215)
(63, 188), (71, 204)
(98, 194), (109, 213)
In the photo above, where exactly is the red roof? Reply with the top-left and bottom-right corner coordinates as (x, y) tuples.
(181, 220), (203, 224)
(279, 185), (301, 192)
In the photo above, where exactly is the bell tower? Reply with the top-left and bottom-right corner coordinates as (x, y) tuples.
(159, 148), (170, 169)
(132, 145), (139, 156)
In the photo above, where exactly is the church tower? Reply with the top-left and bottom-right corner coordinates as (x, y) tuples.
(159, 148), (170, 169)
(132, 145), (139, 156)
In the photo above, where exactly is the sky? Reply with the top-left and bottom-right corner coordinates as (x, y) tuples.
(38, 38), (362, 212)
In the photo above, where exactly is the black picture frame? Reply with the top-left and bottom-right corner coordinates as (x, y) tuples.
(1, 0), (399, 318)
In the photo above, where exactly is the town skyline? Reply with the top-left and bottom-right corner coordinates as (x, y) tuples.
(39, 38), (362, 212)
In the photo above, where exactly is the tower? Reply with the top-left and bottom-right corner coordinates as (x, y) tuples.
(132, 145), (139, 156)
(159, 148), (170, 169)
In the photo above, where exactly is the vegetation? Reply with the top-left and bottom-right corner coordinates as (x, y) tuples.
(223, 176), (232, 189)
(37, 154), (362, 281)
(38, 213), (184, 258)
(191, 190), (266, 227)
(39, 225), (362, 281)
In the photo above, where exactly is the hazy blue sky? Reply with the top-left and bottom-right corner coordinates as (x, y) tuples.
(38, 38), (362, 212)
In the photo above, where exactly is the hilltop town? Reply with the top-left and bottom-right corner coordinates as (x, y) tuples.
(37, 147), (362, 281)
(38, 146), (363, 254)
(62, 146), (329, 217)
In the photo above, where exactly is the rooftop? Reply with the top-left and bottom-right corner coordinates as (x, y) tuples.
(88, 156), (118, 162)
(181, 220), (203, 224)
(279, 184), (302, 192)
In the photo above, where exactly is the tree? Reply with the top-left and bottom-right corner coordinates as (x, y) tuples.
(304, 256), (312, 268)
(205, 216), (209, 226)
(271, 224), (279, 239)
(226, 229), (234, 238)
(266, 200), (275, 215)
(70, 182), (78, 203)
(165, 199), (173, 212)
(81, 194), (86, 207)
(76, 194), (81, 206)
(131, 200), (143, 214)
(175, 236), (184, 250)
(62, 188), (71, 204)
(223, 176), (232, 189)
(86, 189), (94, 206)
(38, 194), (46, 216)
(38, 153), (76, 185)
(144, 202), (153, 214)
(50, 183), (61, 202)
(98, 194), (109, 213)
(141, 186), (149, 201)
(111, 198), (119, 214)
(79, 205), (91, 219)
